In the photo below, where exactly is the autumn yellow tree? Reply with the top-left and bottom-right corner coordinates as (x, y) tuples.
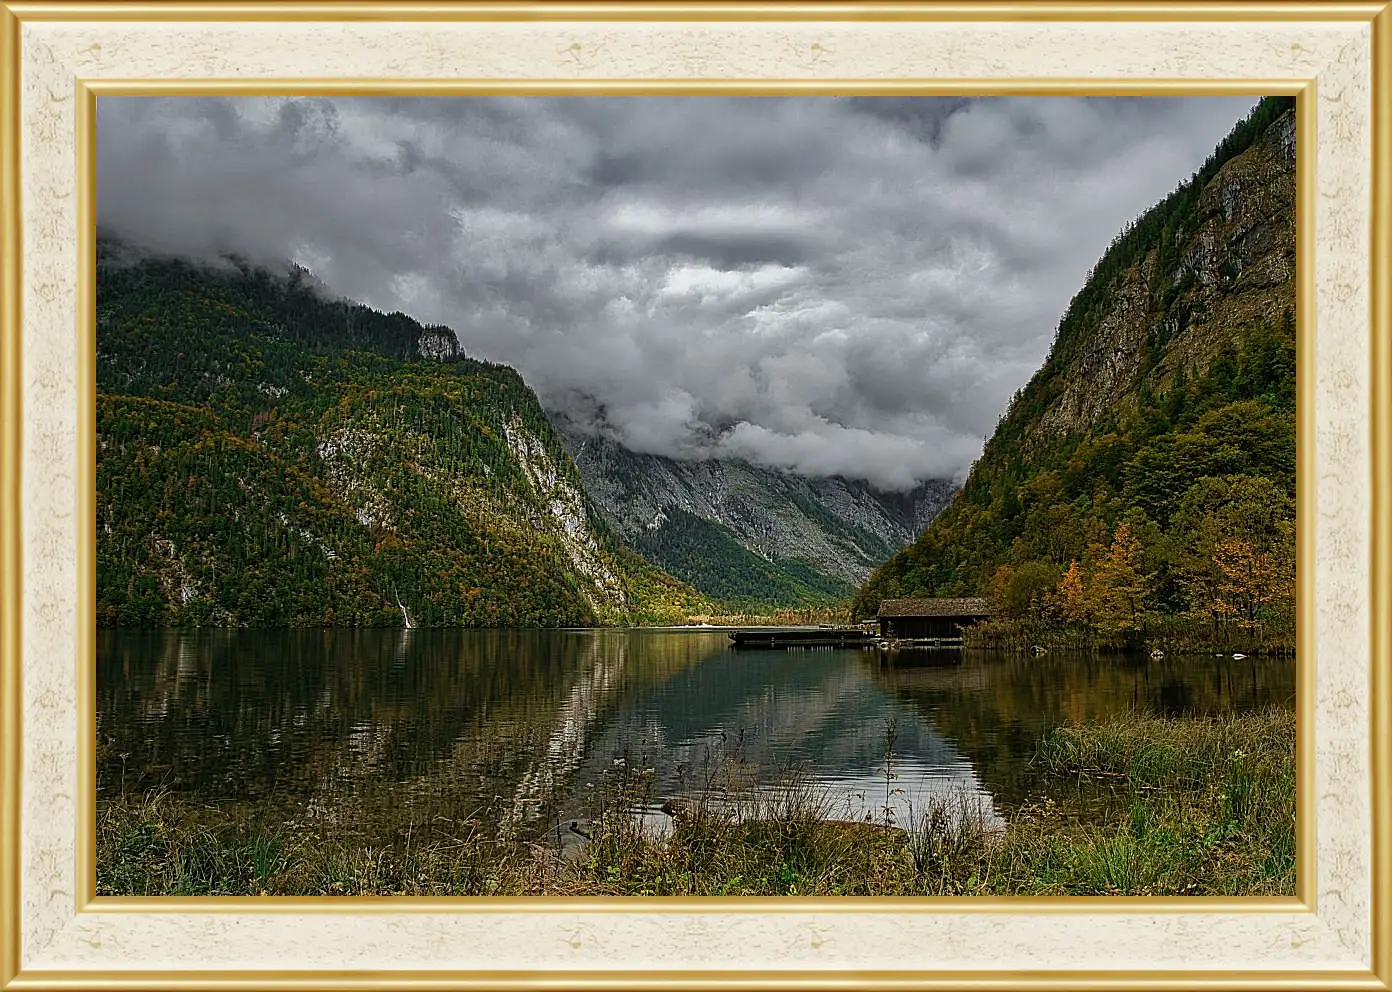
(989, 564), (1016, 617)
(1211, 530), (1293, 642)
(1057, 559), (1089, 628)
(1174, 475), (1296, 645)
(1086, 522), (1154, 640)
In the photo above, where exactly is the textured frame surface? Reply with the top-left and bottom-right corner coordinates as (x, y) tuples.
(0, 3), (1387, 988)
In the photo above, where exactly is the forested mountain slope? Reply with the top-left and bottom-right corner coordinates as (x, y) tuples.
(552, 415), (955, 607)
(854, 97), (1297, 648)
(96, 243), (712, 627)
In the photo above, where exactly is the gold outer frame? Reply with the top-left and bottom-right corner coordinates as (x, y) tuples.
(0, 3), (1385, 989)
(1373, 1), (1391, 985)
(1, 2), (1387, 17)
(1, 0), (20, 988)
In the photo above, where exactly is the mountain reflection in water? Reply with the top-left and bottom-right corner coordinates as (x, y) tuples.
(97, 629), (1295, 843)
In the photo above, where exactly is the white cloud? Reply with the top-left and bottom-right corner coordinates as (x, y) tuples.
(97, 94), (1261, 489)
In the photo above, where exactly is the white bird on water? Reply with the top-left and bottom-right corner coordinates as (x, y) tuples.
(1232, 652), (1247, 660)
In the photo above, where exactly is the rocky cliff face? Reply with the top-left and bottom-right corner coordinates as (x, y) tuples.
(1035, 108), (1294, 439)
(552, 414), (956, 592)
(502, 416), (630, 621)
(417, 326), (462, 362)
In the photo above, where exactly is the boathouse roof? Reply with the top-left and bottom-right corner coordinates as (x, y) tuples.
(876, 597), (991, 618)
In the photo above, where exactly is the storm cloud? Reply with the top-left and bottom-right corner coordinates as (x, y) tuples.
(96, 95), (1258, 489)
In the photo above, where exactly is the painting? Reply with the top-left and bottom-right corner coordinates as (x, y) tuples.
(93, 91), (1298, 899)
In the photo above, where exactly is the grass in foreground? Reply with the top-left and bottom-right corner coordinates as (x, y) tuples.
(97, 708), (1294, 897)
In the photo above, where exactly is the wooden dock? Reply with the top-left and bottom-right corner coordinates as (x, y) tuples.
(728, 627), (876, 650)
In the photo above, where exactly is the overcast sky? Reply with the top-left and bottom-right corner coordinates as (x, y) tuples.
(96, 95), (1258, 490)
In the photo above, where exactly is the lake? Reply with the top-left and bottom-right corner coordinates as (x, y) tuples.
(96, 628), (1295, 845)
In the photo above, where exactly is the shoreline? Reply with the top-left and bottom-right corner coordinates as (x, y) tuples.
(97, 708), (1295, 898)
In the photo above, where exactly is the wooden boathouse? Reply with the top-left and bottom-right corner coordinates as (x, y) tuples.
(876, 597), (991, 643)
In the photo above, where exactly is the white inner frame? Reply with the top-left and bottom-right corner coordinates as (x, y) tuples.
(15, 14), (1375, 977)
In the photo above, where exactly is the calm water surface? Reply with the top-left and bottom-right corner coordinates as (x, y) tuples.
(97, 629), (1295, 840)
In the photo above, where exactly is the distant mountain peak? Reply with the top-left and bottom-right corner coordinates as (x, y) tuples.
(550, 412), (956, 605)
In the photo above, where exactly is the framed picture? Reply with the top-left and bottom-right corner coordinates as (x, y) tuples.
(1, 1), (1387, 988)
